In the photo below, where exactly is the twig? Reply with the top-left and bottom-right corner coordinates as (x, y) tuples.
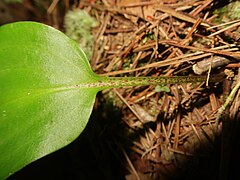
(162, 40), (240, 58)
(122, 147), (141, 180)
(209, 21), (240, 37)
(47, 0), (60, 14)
(155, 5), (210, 27)
(113, 89), (145, 123)
(215, 74), (240, 131)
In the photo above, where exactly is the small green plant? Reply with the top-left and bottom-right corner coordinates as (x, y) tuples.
(0, 22), (221, 179)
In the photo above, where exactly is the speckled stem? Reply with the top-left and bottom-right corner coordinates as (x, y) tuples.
(87, 75), (223, 90)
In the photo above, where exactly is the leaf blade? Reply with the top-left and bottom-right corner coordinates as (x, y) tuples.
(0, 22), (101, 178)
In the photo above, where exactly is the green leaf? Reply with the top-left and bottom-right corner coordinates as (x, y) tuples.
(0, 22), (105, 179)
(154, 85), (170, 93)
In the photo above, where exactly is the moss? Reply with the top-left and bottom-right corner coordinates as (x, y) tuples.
(230, 1), (240, 19)
(214, 1), (240, 23)
(64, 9), (98, 60)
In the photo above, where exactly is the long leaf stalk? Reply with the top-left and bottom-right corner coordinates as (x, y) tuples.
(82, 74), (223, 89)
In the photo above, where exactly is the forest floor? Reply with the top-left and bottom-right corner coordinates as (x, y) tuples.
(2, 0), (240, 179)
